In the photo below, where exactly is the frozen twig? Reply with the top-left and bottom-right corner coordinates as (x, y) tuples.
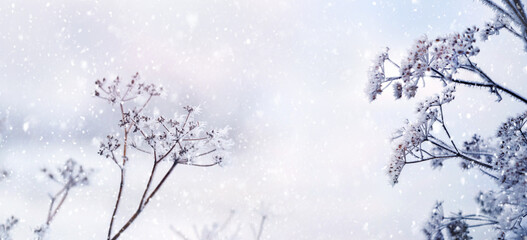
(95, 74), (232, 240)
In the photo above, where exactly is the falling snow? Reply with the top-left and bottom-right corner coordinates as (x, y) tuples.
(0, 0), (526, 240)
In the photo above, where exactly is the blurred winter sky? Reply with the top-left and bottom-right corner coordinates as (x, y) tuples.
(1, 0), (527, 239)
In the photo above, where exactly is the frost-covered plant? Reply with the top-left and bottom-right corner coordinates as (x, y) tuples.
(35, 159), (91, 240)
(367, 0), (527, 238)
(95, 73), (232, 240)
(0, 216), (18, 240)
(479, 0), (527, 50)
(422, 202), (474, 240)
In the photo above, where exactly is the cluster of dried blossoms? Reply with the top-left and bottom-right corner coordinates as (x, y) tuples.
(479, 0), (527, 50)
(387, 86), (458, 185)
(480, 14), (511, 41)
(366, 27), (479, 102)
(368, 1), (527, 238)
(95, 73), (232, 240)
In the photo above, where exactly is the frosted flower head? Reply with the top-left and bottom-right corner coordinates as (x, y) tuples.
(366, 29), (478, 103)
(94, 73), (163, 105)
(366, 48), (390, 102)
(393, 82), (403, 99)
(445, 212), (471, 239)
(116, 104), (233, 167)
(422, 202), (445, 240)
(41, 159), (92, 187)
(403, 84), (418, 98)
(388, 120), (428, 185)
(441, 85), (456, 103)
(387, 149), (405, 186)
(98, 135), (121, 159)
(387, 87), (459, 185)
(481, 14), (510, 41)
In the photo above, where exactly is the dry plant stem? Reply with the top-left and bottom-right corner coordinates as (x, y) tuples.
(255, 215), (267, 240)
(46, 185), (70, 225)
(438, 104), (459, 153)
(430, 67), (527, 105)
(451, 78), (527, 104)
(405, 155), (458, 164)
(506, 0), (527, 26)
(428, 140), (493, 168)
(170, 225), (190, 240)
(107, 167), (125, 239)
(427, 108), (494, 169)
(219, 210), (236, 233)
(139, 149), (157, 208)
(107, 103), (130, 240)
(110, 161), (178, 240)
(104, 92), (222, 239)
(111, 136), (186, 239)
(481, 0), (516, 20)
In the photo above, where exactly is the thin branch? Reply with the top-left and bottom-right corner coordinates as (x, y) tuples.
(122, 96), (138, 102)
(218, 210), (236, 233)
(480, 169), (499, 180)
(469, 222), (500, 228)
(136, 94), (153, 114)
(428, 140), (493, 169)
(513, 0), (527, 22)
(255, 215), (267, 240)
(121, 84), (133, 102)
(432, 67), (527, 104)
(480, 0), (517, 22)
(139, 149), (158, 208)
(503, 0), (527, 27)
(181, 111), (192, 130)
(519, 128), (527, 144)
(503, 24), (523, 38)
(109, 149), (122, 169)
(179, 161), (220, 167)
(108, 167), (125, 240)
(110, 161), (178, 240)
(157, 144), (177, 163)
(170, 225), (191, 240)
(439, 104), (460, 153)
(405, 155), (458, 164)
(46, 185), (69, 225)
(196, 149), (217, 158)
(387, 58), (400, 68)
(108, 103), (132, 239)
(130, 143), (152, 154)
(143, 161), (178, 207)
(182, 137), (208, 142)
